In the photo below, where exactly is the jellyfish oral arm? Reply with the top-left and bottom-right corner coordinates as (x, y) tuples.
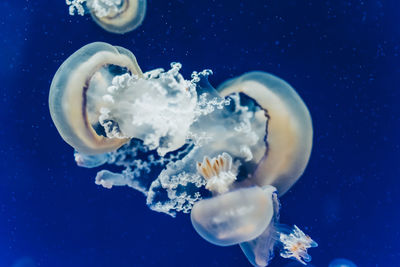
(66, 0), (86, 16)
(95, 63), (197, 156)
(66, 0), (123, 17)
(88, 0), (123, 17)
(197, 153), (237, 195)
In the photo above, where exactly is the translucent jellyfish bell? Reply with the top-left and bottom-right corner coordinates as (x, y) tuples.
(329, 258), (357, 267)
(191, 186), (276, 246)
(49, 42), (142, 154)
(66, 0), (146, 34)
(218, 72), (313, 195)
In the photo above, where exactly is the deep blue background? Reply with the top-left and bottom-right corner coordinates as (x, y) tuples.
(1, 0), (399, 266)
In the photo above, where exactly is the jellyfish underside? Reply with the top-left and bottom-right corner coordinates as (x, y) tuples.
(66, 0), (146, 34)
(329, 258), (357, 267)
(49, 42), (316, 266)
(190, 186), (275, 246)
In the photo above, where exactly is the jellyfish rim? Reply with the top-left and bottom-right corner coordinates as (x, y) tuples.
(218, 71), (313, 196)
(49, 42), (143, 155)
(90, 0), (147, 34)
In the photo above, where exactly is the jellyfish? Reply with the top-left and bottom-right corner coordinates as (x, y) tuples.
(329, 258), (357, 267)
(66, 0), (146, 34)
(49, 42), (317, 266)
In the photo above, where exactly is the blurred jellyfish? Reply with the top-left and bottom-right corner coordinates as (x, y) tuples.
(66, 0), (146, 34)
(11, 257), (36, 267)
(49, 42), (316, 266)
(329, 258), (357, 267)
(284, 262), (316, 267)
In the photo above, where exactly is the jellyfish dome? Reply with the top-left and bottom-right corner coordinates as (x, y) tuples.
(66, 0), (146, 34)
(49, 42), (317, 266)
(329, 258), (357, 267)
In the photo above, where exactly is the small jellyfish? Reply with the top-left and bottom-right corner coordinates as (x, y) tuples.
(49, 42), (316, 266)
(66, 0), (146, 34)
(329, 258), (357, 267)
(11, 257), (36, 267)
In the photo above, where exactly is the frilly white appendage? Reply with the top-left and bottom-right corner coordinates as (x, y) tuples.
(197, 152), (238, 194)
(279, 225), (318, 265)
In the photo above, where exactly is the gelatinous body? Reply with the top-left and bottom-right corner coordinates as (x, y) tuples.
(66, 0), (146, 34)
(329, 258), (357, 267)
(49, 42), (316, 266)
(239, 188), (280, 266)
(279, 225), (318, 264)
(218, 72), (313, 196)
(191, 186), (275, 246)
(49, 42), (142, 154)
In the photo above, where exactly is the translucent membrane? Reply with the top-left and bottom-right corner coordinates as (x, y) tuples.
(66, 0), (146, 34)
(329, 258), (357, 267)
(279, 225), (318, 264)
(240, 225), (277, 267)
(190, 186), (275, 246)
(239, 187), (280, 266)
(49, 42), (142, 154)
(90, 0), (147, 34)
(218, 72), (313, 196)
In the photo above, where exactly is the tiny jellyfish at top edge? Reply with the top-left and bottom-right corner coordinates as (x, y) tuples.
(48, 42), (317, 266)
(329, 258), (357, 267)
(66, 0), (146, 34)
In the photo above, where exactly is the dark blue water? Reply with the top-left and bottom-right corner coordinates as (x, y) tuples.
(1, 0), (399, 266)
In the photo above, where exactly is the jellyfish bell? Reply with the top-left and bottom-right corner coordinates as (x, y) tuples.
(66, 0), (146, 34)
(218, 72), (313, 196)
(89, 0), (147, 34)
(191, 186), (276, 246)
(329, 258), (357, 267)
(49, 42), (142, 155)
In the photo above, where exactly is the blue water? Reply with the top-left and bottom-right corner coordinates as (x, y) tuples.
(1, 0), (399, 266)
